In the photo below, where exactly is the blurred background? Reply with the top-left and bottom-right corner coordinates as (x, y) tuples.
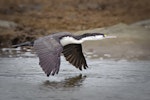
(0, 1), (150, 100)
(0, 0), (150, 47)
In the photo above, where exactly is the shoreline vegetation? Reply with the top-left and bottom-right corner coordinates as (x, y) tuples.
(0, 0), (150, 47)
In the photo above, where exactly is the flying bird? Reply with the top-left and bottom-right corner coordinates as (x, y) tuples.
(13, 32), (107, 76)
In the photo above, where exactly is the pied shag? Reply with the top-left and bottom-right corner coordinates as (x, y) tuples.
(13, 32), (114, 76)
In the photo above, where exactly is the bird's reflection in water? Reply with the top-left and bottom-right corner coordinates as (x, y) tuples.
(42, 74), (86, 89)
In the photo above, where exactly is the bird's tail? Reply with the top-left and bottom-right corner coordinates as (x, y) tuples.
(12, 41), (34, 48)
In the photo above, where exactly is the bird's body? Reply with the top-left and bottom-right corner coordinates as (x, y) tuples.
(13, 32), (106, 76)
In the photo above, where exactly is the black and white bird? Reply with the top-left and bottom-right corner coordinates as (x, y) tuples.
(13, 32), (108, 76)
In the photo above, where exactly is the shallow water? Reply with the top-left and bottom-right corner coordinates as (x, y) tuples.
(0, 48), (150, 100)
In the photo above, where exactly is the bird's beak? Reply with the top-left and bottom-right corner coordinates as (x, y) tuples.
(104, 34), (107, 37)
(104, 35), (117, 39)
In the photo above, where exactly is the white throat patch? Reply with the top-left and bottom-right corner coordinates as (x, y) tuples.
(60, 36), (82, 46)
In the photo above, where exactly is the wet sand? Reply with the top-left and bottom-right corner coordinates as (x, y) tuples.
(0, 48), (150, 100)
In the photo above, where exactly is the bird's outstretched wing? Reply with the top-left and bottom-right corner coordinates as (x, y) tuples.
(62, 44), (88, 70)
(34, 37), (63, 76)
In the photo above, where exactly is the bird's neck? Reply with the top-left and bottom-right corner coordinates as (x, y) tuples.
(60, 35), (104, 46)
(60, 36), (82, 46)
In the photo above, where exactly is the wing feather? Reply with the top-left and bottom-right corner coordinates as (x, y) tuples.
(34, 37), (63, 76)
(62, 44), (88, 70)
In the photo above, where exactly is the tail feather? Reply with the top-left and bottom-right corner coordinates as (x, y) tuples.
(12, 41), (34, 48)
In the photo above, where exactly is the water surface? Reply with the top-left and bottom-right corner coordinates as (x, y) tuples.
(0, 48), (150, 100)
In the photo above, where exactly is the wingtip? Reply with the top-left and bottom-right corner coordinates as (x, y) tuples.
(51, 73), (55, 76)
(47, 74), (50, 77)
(79, 67), (82, 71)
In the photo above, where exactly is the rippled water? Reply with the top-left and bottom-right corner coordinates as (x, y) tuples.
(0, 48), (150, 100)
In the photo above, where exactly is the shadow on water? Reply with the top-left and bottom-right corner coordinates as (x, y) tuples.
(42, 74), (86, 89)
